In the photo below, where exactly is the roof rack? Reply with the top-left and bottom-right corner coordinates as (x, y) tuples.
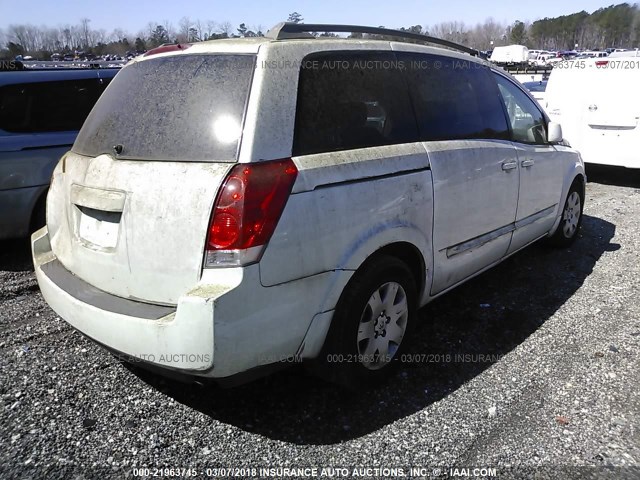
(266, 22), (482, 58)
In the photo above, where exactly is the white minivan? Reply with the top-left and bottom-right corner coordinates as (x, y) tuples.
(32, 23), (586, 386)
(545, 56), (640, 168)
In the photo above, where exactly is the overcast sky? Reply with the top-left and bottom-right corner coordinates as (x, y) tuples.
(0, 0), (617, 33)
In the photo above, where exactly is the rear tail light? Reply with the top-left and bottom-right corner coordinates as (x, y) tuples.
(595, 60), (609, 67)
(204, 158), (298, 267)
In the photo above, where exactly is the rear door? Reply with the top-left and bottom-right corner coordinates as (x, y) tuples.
(47, 53), (256, 305)
(398, 53), (518, 295)
(493, 73), (565, 253)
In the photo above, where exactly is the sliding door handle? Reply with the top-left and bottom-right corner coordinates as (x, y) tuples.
(521, 159), (535, 168)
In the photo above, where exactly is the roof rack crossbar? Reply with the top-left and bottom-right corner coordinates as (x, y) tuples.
(266, 22), (481, 57)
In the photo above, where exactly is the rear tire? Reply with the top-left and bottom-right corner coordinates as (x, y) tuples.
(314, 255), (417, 389)
(547, 181), (584, 247)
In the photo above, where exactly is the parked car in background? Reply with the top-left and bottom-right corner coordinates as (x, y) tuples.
(528, 49), (544, 60)
(32, 23), (585, 387)
(532, 53), (554, 66)
(0, 67), (119, 239)
(608, 49), (640, 58)
(577, 51), (609, 59)
(546, 56), (640, 168)
(544, 51), (578, 66)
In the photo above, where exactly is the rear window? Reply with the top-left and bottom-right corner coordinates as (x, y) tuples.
(72, 54), (256, 162)
(0, 78), (109, 133)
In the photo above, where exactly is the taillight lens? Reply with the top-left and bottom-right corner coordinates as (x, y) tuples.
(595, 60), (609, 67)
(205, 158), (298, 267)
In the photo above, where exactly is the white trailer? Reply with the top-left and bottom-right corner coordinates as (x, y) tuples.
(489, 45), (529, 64)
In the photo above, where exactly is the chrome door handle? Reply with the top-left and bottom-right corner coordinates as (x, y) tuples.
(502, 161), (518, 171)
(521, 159), (535, 167)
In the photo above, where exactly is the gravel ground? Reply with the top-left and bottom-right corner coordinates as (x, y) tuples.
(1, 165), (639, 480)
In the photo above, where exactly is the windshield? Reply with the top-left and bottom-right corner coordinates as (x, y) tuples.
(72, 54), (256, 162)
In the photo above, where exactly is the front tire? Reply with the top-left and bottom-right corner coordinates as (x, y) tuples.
(548, 181), (584, 247)
(315, 255), (417, 388)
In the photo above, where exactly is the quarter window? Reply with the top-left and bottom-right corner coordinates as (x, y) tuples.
(293, 51), (419, 156)
(494, 74), (547, 144)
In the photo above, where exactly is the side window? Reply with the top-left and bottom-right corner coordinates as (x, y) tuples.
(293, 51), (419, 156)
(398, 53), (509, 142)
(0, 78), (101, 133)
(493, 74), (547, 145)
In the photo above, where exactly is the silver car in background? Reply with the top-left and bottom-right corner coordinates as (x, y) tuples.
(0, 66), (118, 239)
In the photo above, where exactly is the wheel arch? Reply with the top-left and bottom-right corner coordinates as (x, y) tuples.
(572, 172), (586, 198)
(548, 170), (586, 238)
(363, 242), (427, 303)
(297, 240), (430, 360)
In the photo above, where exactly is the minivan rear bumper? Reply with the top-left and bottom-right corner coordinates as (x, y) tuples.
(32, 227), (337, 380)
(32, 226), (216, 373)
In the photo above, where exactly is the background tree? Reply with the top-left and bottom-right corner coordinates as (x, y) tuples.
(149, 25), (169, 47)
(7, 41), (24, 57)
(468, 18), (508, 49)
(2, 4), (639, 60)
(287, 12), (303, 24)
(509, 20), (527, 45)
(80, 18), (92, 49)
(426, 21), (469, 45)
(177, 16), (192, 43)
(134, 37), (146, 52)
(217, 21), (233, 38)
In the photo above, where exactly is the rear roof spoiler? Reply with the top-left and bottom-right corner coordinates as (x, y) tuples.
(266, 22), (483, 58)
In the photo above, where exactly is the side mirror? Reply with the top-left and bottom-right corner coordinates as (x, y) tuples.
(547, 121), (563, 143)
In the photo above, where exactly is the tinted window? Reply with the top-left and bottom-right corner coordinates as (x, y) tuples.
(398, 53), (509, 141)
(494, 74), (547, 144)
(0, 78), (109, 133)
(293, 51), (419, 156)
(73, 54), (256, 162)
